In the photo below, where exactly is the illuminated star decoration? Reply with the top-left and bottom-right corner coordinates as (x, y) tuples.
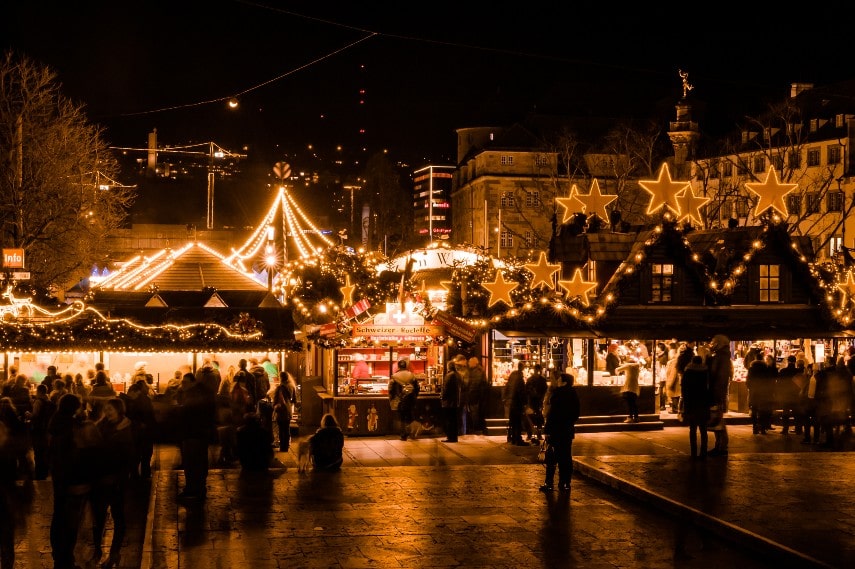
(557, 268), (598, 307)
(745, 166), (797, 218)
(675, 186), (711, 226)
(482, 270), (519, 308)
(576, 179), (618, 223)
(838, 272), (855, 304)
(339, 274), (355, 307)
(639, 163), (689, 216)
(556, 184), (587, 223)
(524, 252), (561, 290)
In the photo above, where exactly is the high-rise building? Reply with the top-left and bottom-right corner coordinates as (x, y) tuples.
(413, 165), (455, 245)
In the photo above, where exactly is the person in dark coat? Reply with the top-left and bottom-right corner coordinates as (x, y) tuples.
(272, 372), (298, 452)
(502, 360), (527, 446)
(0, 420), (17, 569)
(524, 364), (549, 441)
(707, 334), (733, 457)
(177, 373), (216, 500)
(236, 412), (273, 472)
(747, 357), (776, 434)
(30, 384), (55, 480)
(123, 379), (156, 479)
(777, 355), (803, 436)
(90, 397), (135, 568)
(681, 355), (711, 459)
(309, 413), (344, 471)
(540, 372), (580, 493)
(441, 356), (464, 443)
(48, 393), (102, 569)
(465, 357), (488, 435)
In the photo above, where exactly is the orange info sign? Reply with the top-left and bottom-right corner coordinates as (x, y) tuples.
(432, 310), (477, 343)
(2, 249), (24, 269)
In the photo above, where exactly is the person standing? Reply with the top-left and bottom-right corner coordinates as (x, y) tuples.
(441, 356), (465, 443)
(30, 384), (55, 480)
(681, 355), (711, 459)
(708, 334), (733, 457)
(272, 372), (297, 452)
(177, 373), (216, 500)
(539, 372), (580, 493)
(525, 364), (549, 440)
(747, 356), (776, 434)
(123, 379), (156, 479)
(91, 398), (135, 568)
(616, 359), (641, 423)
(389, 360), (419, 440)
(466, 357), (488, 435)
(503, 361), (527, 446)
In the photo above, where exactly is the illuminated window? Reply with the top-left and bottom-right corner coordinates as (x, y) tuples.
(500, 155), (514, 166)
(500, 193), (514, 208)
(535, 155), (549, 167)
(759, 264), (779, 302)
(827, 191), (844, 213)
(586, 261), (597, 283)
(524, 231), (534, 248)
(525, 191), (540, 207)
(807, 148), (820, 167)
(651, 263), (673, 303)
(830, 236), (843, 258)
(500, 231), (513, 249)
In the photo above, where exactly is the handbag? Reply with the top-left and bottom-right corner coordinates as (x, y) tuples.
(537, 439), (548, 463)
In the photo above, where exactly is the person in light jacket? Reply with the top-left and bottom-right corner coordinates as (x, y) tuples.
(616, 360), (641, 423)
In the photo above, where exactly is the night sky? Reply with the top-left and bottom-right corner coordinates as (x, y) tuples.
(2, 2), (850, 226)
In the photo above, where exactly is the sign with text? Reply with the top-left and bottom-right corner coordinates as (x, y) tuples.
(352, 324), (444, 339)
(433, 310), (478, 343)
(2, 249), (24, 269)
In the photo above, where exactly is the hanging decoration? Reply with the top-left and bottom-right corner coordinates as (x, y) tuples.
(523, 252), (561, 290)
(744, 166), (797, 218)
(639, 163), (688, 216)
(557, 268), (598, 307)
(339, 274), (356, 307)
(675, 186), (711, 226)
(576, 179), (618, 223)
(837, 271), (855, 304)
(556, 184), (588, 223)
(481, 269), (519, 308)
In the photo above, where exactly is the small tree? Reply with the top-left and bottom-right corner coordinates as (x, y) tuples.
(0, 51), (135, 298)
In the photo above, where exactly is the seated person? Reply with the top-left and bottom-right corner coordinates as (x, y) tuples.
(236, 412), (273, 472)
(309, 413), (344, 471)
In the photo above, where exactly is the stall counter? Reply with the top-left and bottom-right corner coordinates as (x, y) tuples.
(330, 394), (442, 437)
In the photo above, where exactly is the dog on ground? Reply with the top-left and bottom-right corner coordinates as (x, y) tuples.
(296, 440), (312, 473)
(408, 420), (424, 440)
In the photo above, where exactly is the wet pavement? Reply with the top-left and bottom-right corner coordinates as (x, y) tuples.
(9, 418), (854, 568)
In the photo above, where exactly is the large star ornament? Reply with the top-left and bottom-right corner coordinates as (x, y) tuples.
(576, 179), (618, 223)
(745, 166), (797, 218)
(482, 270), (519, 308)
(639, 163), (689, 216)
(524, 252), (561, 290)
(838, 271), (855, 303)
(339, 274), (356, 306)
(557, 268), (598, 307)
(556, 184), (587, 223)
(675, 186), (711, 226)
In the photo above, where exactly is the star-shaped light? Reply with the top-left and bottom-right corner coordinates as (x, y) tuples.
(524, 252), (561, 290)
(482, 270), (518, 308)
(675, 186), (711, 226)
(745, 166), (797, 218)
(556, 184), (587, 223)
(339, 274), (355, 306)
(838, 272), (855, 303)
(557, 268), (598, 307)
(639, 163), (689, 216)
(576, 179), (618, 223)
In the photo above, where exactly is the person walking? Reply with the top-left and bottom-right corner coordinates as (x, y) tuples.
(525, 364), (549, 440)
(681, 355), (711, 459)
(503, 360), (527, 446)
(616, 359), (641, 423)
(91, 398), (135, 569)
(539, 372), (580, 494)
(441, 356), (464, 443)
(389, 360), (419, 440)
(30, 384), (55, 480)
(707, 334), (733, 457)
(466, 357), (488, 435)
(177, 373), (216, 500)
(272, 372), (297, 452)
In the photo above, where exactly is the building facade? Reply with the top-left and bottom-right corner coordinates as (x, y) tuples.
(412, 165), (454, 245)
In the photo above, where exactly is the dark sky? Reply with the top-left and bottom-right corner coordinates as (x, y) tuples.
(3, 1), (850, 173)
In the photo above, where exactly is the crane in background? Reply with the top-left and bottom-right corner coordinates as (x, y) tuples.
(110, 129), (246, 229)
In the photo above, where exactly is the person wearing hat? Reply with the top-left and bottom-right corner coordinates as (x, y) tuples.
(441, 355), (466, 442)
(707, 334), (733, 457)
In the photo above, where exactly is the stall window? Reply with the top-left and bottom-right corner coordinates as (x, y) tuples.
(759, 264), (780, 302)
(651, 263), (673, 302)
